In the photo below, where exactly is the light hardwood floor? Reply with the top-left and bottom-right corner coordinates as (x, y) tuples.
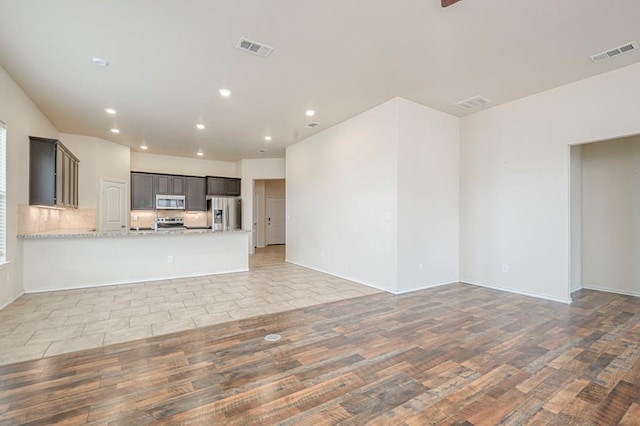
(0, 280), (639, 424)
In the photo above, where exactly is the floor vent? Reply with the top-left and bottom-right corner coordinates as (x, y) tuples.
(454, 95), (492, 110)
(264, 334), (281, 342)
(590, 41), (638, 63)
(306, 122), (319, 128)
(236, 37), (274, 57)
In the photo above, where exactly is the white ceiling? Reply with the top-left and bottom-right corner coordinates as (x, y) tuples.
(0, 0), (639, 162)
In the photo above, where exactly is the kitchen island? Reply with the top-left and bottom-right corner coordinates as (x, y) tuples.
(19, 229), (250, 292)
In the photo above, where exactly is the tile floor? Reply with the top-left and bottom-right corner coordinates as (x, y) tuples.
(0, 245), (379, 365)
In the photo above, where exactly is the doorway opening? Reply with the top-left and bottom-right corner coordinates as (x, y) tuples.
(569, 134), (640, 298)
(253, 179), (286, 249)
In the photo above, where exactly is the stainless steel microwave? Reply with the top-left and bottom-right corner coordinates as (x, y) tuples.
(155, 194), (185, 210)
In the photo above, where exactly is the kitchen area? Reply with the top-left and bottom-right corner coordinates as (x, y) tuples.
(129, 172), (242, 233)
(18, 136), (251, 293)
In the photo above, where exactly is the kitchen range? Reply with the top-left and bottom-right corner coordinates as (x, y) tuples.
(155, 216), (186, 230)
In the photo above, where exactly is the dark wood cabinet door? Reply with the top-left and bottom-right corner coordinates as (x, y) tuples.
(186, 177), (206, 211)
(171, 176), (186, 195)
(131, 173), (154, 210)
(155, 175), (170, 195)
(54, 145), (64, 206)
(207, 177), (226, 195)
(224, 178), (241, 196)
(29, 136), (79, 208)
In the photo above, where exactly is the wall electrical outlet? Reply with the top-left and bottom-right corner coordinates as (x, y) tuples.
(501, 264), (509, 273)
(418, 262), (424, 271)
(167, 255), (173, 263)
(321, 251), (325, 259)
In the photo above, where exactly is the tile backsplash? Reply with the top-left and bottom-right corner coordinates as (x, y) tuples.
(18, 205), (96, 234)
(19, 206), (209, 234)
(184, 211), (207, 228)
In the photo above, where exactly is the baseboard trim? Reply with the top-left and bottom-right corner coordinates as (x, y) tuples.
(24, 268), (250, 294)
(461, 280), (572, 304)
(285, 259), (461, 296)
(395, 280), (459, 295)
(284, 259), (404, 294)
(582, 285), (640, 298)
(285, 259), (395, 294)
(0, 291), (25, 311)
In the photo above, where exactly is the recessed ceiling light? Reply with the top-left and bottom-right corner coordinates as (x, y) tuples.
(110, 128), (120, 134)
(91, 57), (109, 67)
(197, 151), (204, 156)
(140, 145), (148, 150)
(264, 136), (272, 141)
(305, 109), (316, 117)
(196, 124), (205, 130)
(219, 88), (231, 97)
(105, 108), (117, 115)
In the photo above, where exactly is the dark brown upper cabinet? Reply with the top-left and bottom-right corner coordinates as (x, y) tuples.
(131, 172), (154, 210)
(29, 136), (79, 208)
(155, 175), (185, 195)
(207, 177), (241, 196)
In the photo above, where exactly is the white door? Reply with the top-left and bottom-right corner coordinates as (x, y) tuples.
(266, 196), (285, 245)
(100, 178), (127, 232)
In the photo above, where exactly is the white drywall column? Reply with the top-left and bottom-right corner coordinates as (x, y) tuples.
(238, 159), (286, 253)
(286, 99), (399, 292)
(397, 98), (460, 292)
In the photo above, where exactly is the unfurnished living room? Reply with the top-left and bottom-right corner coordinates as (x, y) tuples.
(0, 0), (640, 424)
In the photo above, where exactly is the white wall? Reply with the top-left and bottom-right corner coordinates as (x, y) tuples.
(570, 145), (582, 292)
(60, 134), (131, 210)
(238, 158), (286, 253)
(0, 65), (59, 309)
(131, 152), (237, 177)
(397, 98), (459, 292)
(254, 180), (266, 248)
(286, 99), (399, 292)
(459, 62), (640, 303)
(265, 179), (285, 197)
(581, 135), (640, 296)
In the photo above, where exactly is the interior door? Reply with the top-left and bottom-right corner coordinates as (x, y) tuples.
(100, 178), (127, 232)
(266, 196), (285, 245)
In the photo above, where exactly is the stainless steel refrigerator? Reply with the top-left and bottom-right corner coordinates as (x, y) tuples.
(207, 197), (242, 231)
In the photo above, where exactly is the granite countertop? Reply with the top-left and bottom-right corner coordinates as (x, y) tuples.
(18, 228), (249, 239)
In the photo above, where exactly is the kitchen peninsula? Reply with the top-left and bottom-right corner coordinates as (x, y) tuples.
(19, 229), (250, 292)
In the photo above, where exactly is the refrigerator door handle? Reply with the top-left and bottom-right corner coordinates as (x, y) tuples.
(225, 201), (229, 230)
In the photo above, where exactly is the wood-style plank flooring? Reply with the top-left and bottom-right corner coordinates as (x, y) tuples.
(0, 283), (639, 425)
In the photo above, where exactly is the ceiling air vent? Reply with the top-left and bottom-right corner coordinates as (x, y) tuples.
(454, 95), (492, 110)
(590, 41), (638, 63)
(236, 37), (274, 57)
(306, 122), (319, 128)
